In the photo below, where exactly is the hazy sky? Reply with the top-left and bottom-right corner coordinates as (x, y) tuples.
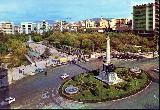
(0, 0), (153, 23)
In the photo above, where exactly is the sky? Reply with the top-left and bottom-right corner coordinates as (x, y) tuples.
(0, 0), (154, 23)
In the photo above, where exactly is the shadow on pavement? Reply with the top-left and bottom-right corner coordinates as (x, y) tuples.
(73, 62), (91, 72)
(151, 77), (159, 84)
(144, 103), (159, 109)
(0, 68), (11, 109)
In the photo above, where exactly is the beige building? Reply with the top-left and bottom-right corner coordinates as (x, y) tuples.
(110, 18), (131, 31)
(0, 21), (14, 34)
(79, 20), (96, 28)
(98, 18), (110, 28)
(85, 19), (96, 28)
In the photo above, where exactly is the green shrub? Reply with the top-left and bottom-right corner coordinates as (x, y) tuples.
(103, 84), (110, 89)
(90, 87), (99, 96)
(91, 70), (99, 76)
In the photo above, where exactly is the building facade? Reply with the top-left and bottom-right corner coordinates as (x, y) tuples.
(154, 0), (159, 36)
(36, 20), (49, 34)
(85, 20), (96, 28)
(110, 18), (132, 31)
(97, 18), (110, 29)
(14, 25), (21, 34)
(0, 21), (14, 34)
(133, 3), (157, 34)
(20, 22), (34, 34)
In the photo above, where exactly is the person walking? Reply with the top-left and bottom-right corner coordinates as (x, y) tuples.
(44, 71), (47, 76)
(22, 69), (24, 75)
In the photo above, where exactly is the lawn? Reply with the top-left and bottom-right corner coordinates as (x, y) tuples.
(59, 67), (150, 102)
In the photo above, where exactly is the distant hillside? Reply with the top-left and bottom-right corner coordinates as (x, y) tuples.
(80, 18), (113, 22)
(34, 20), (55, 24)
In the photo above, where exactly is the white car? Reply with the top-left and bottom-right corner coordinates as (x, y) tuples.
(85, 59), (89, 62)
(153, 68), (159, 73)
(0, 97), (15, 106)
(61, 73), (69, 79)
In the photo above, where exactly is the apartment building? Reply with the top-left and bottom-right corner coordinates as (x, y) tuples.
(97, 18), (110, 29)
(85, 19), (96, 28)
(0, 21), (14, 34)
(36, 20), (49, 34)
(110, 18), (132, 32)
(133, 3), (158, 34)
(20, 22), (35, 34)
(154, 0), (159, 36)
(79, 21), (86, 28)
(14, 25), (21, 34)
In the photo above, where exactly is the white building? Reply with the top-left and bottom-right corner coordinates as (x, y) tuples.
(85, 19), (96, 28)
(14, 25), (21, 33)
(0, 21), (14, 34)
(36, 20), (49, 34)
(20, 22), (34, 34)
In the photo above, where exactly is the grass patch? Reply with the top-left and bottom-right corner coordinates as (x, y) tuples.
(59, 67), (150, 102)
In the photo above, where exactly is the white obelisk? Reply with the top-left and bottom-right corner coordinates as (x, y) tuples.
(105, 36), (111, 65)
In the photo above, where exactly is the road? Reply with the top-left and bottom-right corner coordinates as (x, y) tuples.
(0, 58), (159, 109)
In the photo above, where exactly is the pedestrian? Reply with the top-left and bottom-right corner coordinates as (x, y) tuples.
(19, 69), (21, 73)
(35, 63), (37, 67)
(22, 69), (24, 75)
(45, 71), (47, 76)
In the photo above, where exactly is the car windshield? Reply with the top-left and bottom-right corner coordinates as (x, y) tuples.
(5, 97), (12, 101)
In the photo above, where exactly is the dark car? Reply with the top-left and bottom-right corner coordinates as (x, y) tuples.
(35, 68), (44, 73)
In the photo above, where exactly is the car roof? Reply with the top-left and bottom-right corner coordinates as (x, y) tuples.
(5, 97), (13, 100)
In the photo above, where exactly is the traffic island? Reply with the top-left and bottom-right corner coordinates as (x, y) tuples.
(58, 67), (151, 103)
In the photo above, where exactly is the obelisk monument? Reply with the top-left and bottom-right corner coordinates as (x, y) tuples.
(102, 36), (112, 73)
(105, 36), (111, 65)
(96, 34), (123, 85)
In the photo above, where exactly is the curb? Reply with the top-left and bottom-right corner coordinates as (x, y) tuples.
(111, 80), (152, 102)
(58, 72), (152, 104)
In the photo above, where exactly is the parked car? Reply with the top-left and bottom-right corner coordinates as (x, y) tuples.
(60, 73), (69, 79)
(61, 62), (67, 65)
(0, 97), (15, 106)
(57, 63), (62, 66)
(153, 68), (159, 73)
(35, 68), (44, 73)
(85, 59), (89, 62)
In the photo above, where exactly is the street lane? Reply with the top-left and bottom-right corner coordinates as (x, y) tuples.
(0, 58), (159, 109)
(1, 59), (102, 108)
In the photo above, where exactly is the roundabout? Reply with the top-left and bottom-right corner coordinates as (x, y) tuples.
(59, 67), (151, 103)
(58, 35), (152, 103)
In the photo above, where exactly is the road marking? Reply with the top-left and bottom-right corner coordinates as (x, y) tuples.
(154, 95), (159, 100)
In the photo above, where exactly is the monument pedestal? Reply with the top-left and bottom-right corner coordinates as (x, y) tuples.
(96, 63), (123, 85)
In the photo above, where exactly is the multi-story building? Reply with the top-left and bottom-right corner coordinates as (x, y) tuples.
(110, 18), (132, 32)
(0, 21), (14, 34)
(96, 18), (110, 29)
(36, 20), (49, 34)
(85, 19), (96, 28)
(133, 3), (158, 35)
(79, 21), (86, 28)
(20, 22), (34, 34)
(154, 0), (159, 36)
(14, 25), (21, 34)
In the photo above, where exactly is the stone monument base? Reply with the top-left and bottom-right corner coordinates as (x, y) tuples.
(95, 71), (123, 85)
